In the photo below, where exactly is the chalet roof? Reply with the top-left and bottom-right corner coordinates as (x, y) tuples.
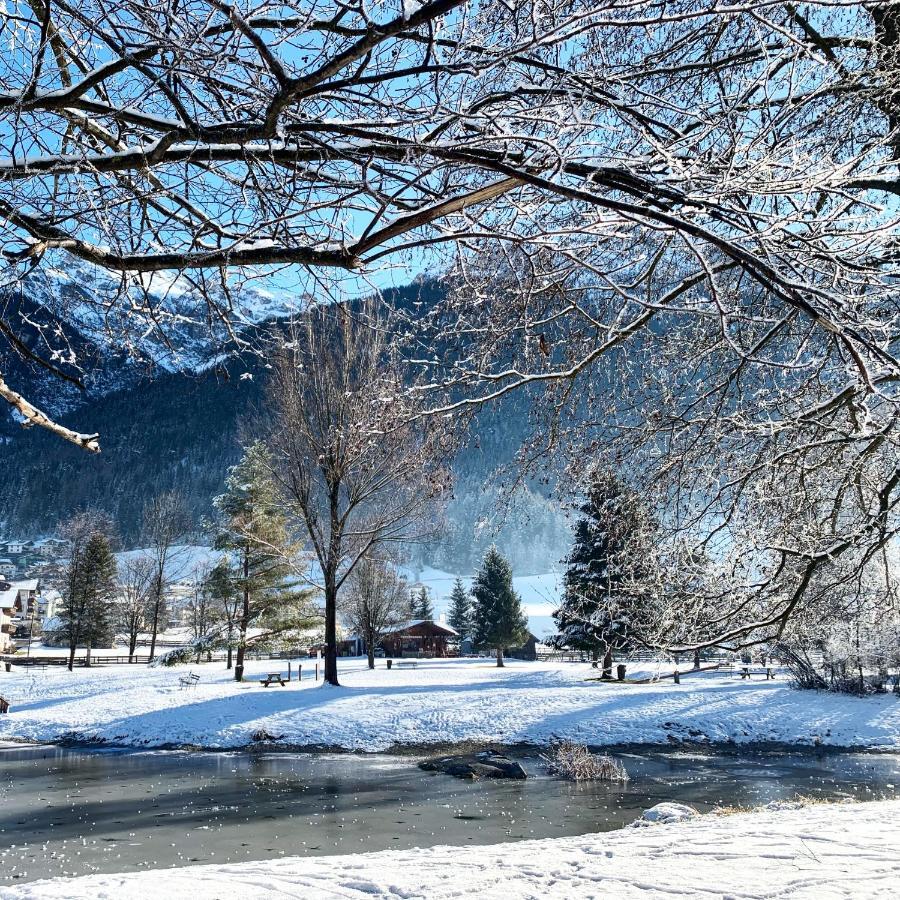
(0, 580), (40, 611)
(384, 618), (458, 637)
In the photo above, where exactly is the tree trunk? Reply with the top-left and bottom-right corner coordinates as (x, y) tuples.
(67, 641), (76, 672)
(601, 647), (613, 679)
(693, 648), (701, 670)
(85, 640), (92, 668)
(323, 572), (340, 686)
(226, 625), (233, 670)
(365, 624), (376, 669)
(128, 630), (137, 662)
(496, 646), (504, 667)
(148, 576), (162, 662)
(234, 552), (250, 682)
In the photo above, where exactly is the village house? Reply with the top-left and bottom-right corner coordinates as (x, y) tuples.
(0, 579), (42, 652)
(0, 559), (16, 579)
(379, 619), (458, 658)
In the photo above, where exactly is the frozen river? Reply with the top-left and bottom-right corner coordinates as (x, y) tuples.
(1, 743), (898, 885)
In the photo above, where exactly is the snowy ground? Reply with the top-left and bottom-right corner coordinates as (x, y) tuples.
(6, 799), (898, 899)
(0, 657), (898, 751)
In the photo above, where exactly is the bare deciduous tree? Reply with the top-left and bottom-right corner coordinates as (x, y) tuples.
(341, 555), (411, 669)
(141, 491), (191, 661)
(1, 3), (896, 447)
(185, 564), (218, 664)
(2, 1), (899, 648)
(117, 554), (155, 662)
(268, 302), (447, 685)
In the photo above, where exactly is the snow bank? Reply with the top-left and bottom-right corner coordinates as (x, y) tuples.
(7, 800), (898, 899)
(0, 657), (898, 751)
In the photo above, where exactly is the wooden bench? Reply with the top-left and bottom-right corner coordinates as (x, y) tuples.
(395, 660), (418, 669)
(260, 672), (287, 687)
(178, 672), (200, 690)
(739, 666), (776, 680)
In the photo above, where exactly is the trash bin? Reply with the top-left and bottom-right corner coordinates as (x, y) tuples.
(3, 662), (10, 673)
(616, 664), (626, 681)
(386, 659), (392, 670)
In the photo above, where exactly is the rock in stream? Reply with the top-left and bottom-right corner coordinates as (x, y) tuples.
(419, 749), (528, 780)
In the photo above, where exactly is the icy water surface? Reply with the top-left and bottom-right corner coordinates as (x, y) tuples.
(1, 744), (898, 884)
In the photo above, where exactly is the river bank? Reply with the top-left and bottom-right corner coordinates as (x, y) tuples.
(0, 657), (898, 752)
(5, 798), (898, 899)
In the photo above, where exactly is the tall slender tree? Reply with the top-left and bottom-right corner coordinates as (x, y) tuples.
(142, 491), (191, 662)
(413, 586), (434, 622)
(117, 554), (154, 662)
(269, 302), (447, 686)
(214, 442), (315, 681)
(59, 526), (117, 671)
(186, 565), (218, 664)
(552, 472), (652, 677)
(471, 546), (528, 668)
(447, 577), (473, 640)
(341, 556), (410, 669)
(204, 561), (240, 671)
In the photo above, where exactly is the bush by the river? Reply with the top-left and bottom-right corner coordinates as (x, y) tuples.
(541, 741), (629, 781)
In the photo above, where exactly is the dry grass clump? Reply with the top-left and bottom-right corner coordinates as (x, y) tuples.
(541, 741), (629, 782)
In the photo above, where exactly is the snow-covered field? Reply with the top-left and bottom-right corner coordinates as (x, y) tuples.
(6, 799), (898, 899)
(0, 657), (897, 751)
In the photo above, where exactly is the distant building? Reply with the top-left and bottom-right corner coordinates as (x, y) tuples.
(0, 560), (16, 578)
(0, 580), (40, 652)
(379, 619), (458, 658)
(39, 539), (68, 559)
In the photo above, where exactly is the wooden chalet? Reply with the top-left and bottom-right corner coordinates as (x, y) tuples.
(379, 619), (458, 658)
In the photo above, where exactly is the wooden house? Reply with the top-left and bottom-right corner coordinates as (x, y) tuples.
(379, 619), (458, 658)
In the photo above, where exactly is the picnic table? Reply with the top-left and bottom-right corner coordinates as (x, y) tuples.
(260, 672), (287, 687)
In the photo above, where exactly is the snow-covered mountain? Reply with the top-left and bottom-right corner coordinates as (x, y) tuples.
(0, 268), (571, 574)
(0, 260), (301, 421)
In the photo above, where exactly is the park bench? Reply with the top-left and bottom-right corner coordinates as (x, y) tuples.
(395, 660), (418, 669)
(178, 672), (200, 690)
(739, 665), (776, 680)
(260, 672), (287, 687)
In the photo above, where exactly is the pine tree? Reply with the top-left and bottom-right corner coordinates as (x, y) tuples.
(471, 546), (528, 667)
(447, 577), (474, 639)
(552, 471), (651, 677)
(214, 442), (316, 681)
(413, 585), (434, 621)
(59, 527), (117, 670)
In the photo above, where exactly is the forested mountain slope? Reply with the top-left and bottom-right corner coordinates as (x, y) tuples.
(1, 278), (570, 573)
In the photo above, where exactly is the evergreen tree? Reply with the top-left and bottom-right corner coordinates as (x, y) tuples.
(413, 585), (434, 621)
(552, 471), (651, 677)
(214, 442), (317, 681)
(59, 527), (117, 670)
(447, 577), (474, 639)
(471, 546), (528, 667)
